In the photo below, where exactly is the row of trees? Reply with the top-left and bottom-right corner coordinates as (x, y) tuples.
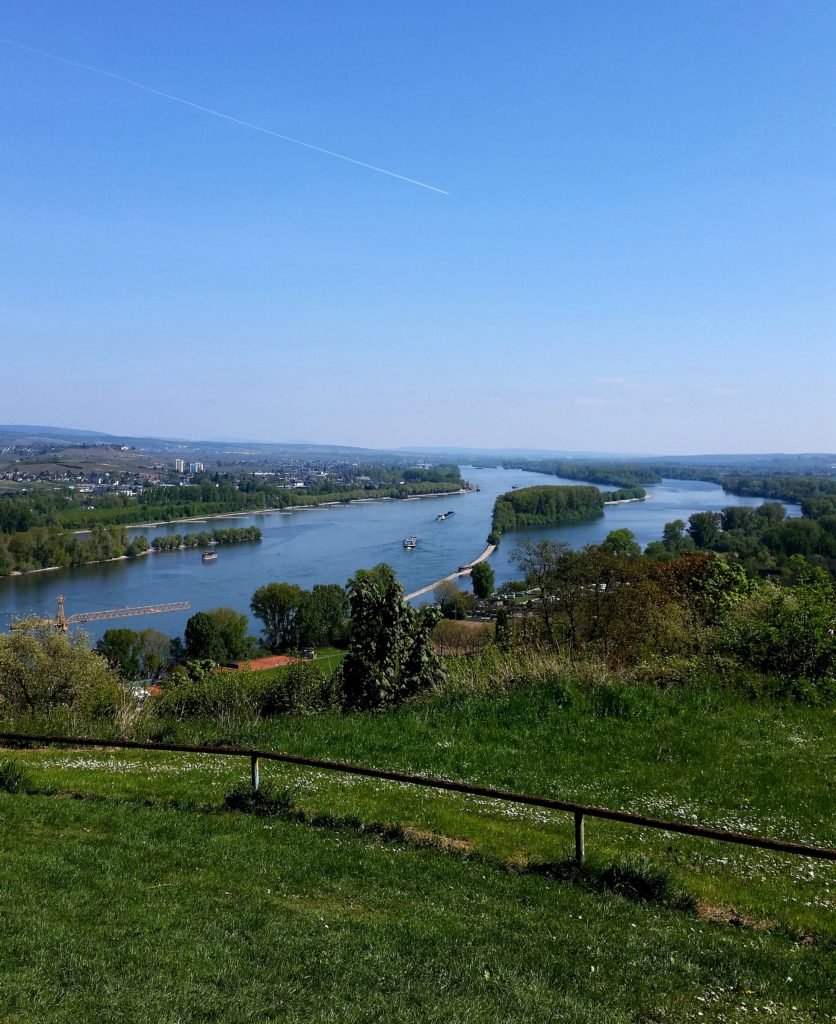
(249, 583), (350, 652)
(645, 505), (836, 576)
(497, 460), (661, 488)
(1, 563), (444, 717)
(0, 524), (149, 576)
(151, 526), (261, 551)
(0, 521), (262, 575)
(95, 581), (353, 675)
(602, 486), (646, 503)
(512, 539), (835, 687)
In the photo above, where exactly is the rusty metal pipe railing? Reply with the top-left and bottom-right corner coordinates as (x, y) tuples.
(1, 733), (834, 863)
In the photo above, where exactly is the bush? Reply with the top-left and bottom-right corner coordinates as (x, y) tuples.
(256, 663), (339, 716)
(155, 672), (257, 720)
(154, 662), (340, 721)
(599, 858), (694, 910)
(589, 682), (657, 720)
(630, 656), (704, 689)
(0, 758), (33, 794)
(528, 855), (695, 911)
(223, 779), (300, 817)
(0, 626), (119, 716)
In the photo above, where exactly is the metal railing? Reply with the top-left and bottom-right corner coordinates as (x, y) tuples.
(2, 733), (834, 864)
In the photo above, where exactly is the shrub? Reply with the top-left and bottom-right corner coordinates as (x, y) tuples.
(256, 663), (339, 716)
(0, 758), (33, 794)
(721, 571), (835, 684)
(589, 682), (656, 720)
(0, 626), (119, 716)
(599, 858), (695, 911)
(223, 779), (300, 817)
(154, 663), (340, 721)
(528, 855), (695, 911)
(155, 672), (258, 720)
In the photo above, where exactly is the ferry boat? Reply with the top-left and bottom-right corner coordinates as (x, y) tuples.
(436, 510), (456, 521)
(201, 550), (218, 562)
(403, 536), (417, 549)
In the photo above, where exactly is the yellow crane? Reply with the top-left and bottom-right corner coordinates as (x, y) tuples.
(10, 595), (190, 631)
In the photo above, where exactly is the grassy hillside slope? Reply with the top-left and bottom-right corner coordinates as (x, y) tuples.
(2, 674), (834, 1022)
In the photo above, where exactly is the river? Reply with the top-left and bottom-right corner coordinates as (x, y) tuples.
(0, 468), (798, 642)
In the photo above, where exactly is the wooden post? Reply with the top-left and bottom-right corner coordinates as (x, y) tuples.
(574, 811), (585, 863)
(251, 754), (260, 793)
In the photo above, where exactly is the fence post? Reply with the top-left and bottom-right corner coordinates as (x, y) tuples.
(574, 811), (585, 863)
(251, 754), (260, 793)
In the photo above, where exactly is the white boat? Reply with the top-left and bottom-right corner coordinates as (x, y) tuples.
(403, 536), (417, 549)
(436, 510), (456, 521)
(201, 550), (218, 562)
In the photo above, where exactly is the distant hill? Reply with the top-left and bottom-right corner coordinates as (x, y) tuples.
(1, 425), (833, 472)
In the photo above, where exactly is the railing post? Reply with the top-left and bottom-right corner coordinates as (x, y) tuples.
(574, 811), (585, 863)
(251, 754), (260, 793)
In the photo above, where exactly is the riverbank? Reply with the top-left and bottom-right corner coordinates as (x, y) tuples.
(5, 549), (152, 578)
(603, 494), (652, 506)
(73, 488), (473, 534)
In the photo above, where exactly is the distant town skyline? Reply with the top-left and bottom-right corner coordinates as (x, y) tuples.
(2, 2), (834, 453)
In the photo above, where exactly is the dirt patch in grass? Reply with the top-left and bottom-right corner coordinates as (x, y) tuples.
(697, 902), (774, 930)
(401, 825), (474, 855)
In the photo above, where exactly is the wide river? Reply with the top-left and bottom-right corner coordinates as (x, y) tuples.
(0, 468), (798, 642)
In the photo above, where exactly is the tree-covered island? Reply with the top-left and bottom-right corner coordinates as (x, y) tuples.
(488, 485), (605, 545)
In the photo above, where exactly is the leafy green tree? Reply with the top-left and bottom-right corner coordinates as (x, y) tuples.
(97, 629), (144, 679)
(126, 535), (149, 558)
(720, 507), (754, 533)
(203, 607), (252, 661)
(0, 625), (118, 714)
(688, 512), (723, 549)
(755, 502), (787, 525)
(470, 561), (495, 599)
(339, 564), (443, 710)
(250, 582), (306, 652)
(511, 540), (571, 653)
(88, 524), (130, 561)
(184, 612), (227, 664)
(434, 580), (470, 620)
(138, 629), (171, 678)
(662, 520), (695, 554)
(644, 540), (673, 562)
(297, 584), (350, 648)
(601, 528), (641, 557)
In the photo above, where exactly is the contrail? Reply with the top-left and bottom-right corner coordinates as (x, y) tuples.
(0, 37), (449, 195)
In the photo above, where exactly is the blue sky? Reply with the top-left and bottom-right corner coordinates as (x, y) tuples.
(2, 1), (833, 453)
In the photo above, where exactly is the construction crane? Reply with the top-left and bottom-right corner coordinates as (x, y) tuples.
(10, 595), (190, 631)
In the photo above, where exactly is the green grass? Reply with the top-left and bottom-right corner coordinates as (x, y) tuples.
(2, 676), (834, 1021)
(313, 646), (347, 672)
(1, 790), (834, 1023)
